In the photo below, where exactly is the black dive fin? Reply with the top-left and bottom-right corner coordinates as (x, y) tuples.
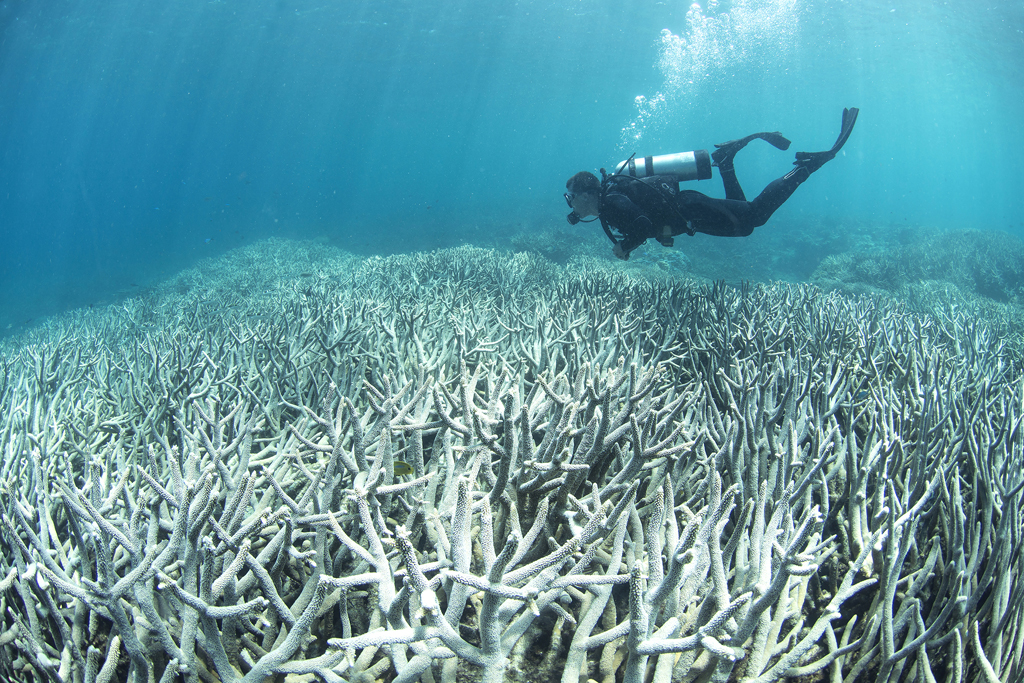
(712, 131), (792, 166)
(759, 131), (793, 151)
(793, 107), (859, 174)
(832, 107), (859, 154)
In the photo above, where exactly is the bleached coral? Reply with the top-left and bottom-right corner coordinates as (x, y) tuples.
(0, 241), (1021, 682)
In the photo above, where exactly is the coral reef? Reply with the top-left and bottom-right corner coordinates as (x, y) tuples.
(0, 239), (1022, 683)
(812, 229), (1024, 303)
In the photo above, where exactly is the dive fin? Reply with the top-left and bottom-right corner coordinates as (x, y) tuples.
(793, 107), (859, 174)
(759, 131), (793, 151)
(712, 131), (792, 167)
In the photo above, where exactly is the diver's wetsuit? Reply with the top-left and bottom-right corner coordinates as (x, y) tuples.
(599, 165), (807, 258)
(589, 108), (858, 259)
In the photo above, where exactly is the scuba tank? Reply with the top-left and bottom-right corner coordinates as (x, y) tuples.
(566, 150), (712, 226)
(613, 150), (712, 182)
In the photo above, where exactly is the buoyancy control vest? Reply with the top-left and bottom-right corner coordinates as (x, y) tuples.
(597, 151), (711, 248)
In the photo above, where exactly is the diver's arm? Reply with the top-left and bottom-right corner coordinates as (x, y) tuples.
(604, 193), (653, 259)
(617, 217), (652, 257)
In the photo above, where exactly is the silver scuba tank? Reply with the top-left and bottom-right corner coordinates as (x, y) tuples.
(613, 150), (713, 182)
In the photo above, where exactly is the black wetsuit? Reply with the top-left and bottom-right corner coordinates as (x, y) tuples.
(599, 165), (808, 258)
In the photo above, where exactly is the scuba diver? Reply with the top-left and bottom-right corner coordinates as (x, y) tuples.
(565, 107), (859, 260)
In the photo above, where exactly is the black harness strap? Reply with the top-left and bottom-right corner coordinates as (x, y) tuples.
(598, 172), (691, 246)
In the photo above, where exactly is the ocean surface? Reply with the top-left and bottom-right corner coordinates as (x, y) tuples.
(1, 0), (1023, 333)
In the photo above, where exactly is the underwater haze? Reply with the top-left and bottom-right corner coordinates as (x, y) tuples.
(1, 0), (1023, 331)
(4, 3), (1024, 681)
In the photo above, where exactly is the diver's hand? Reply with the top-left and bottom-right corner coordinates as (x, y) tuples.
(613, 243), (629, 260)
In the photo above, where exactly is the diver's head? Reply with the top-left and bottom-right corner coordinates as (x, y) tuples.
(565, 171), (601, 224)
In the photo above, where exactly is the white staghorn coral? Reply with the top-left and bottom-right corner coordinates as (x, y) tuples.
(0, 239), (1020, 683)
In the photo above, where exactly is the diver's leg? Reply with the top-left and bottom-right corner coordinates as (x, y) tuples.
(682, 171), (807, 234)
(674, 191), (753, 237)
(711, 131), (792, 201)
(714, 156), (747, 201)
(745, 173), (806, 227)
(744, 108), (861, 228)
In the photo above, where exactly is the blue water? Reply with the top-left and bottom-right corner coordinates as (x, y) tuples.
(2, 0), (1022, 331)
